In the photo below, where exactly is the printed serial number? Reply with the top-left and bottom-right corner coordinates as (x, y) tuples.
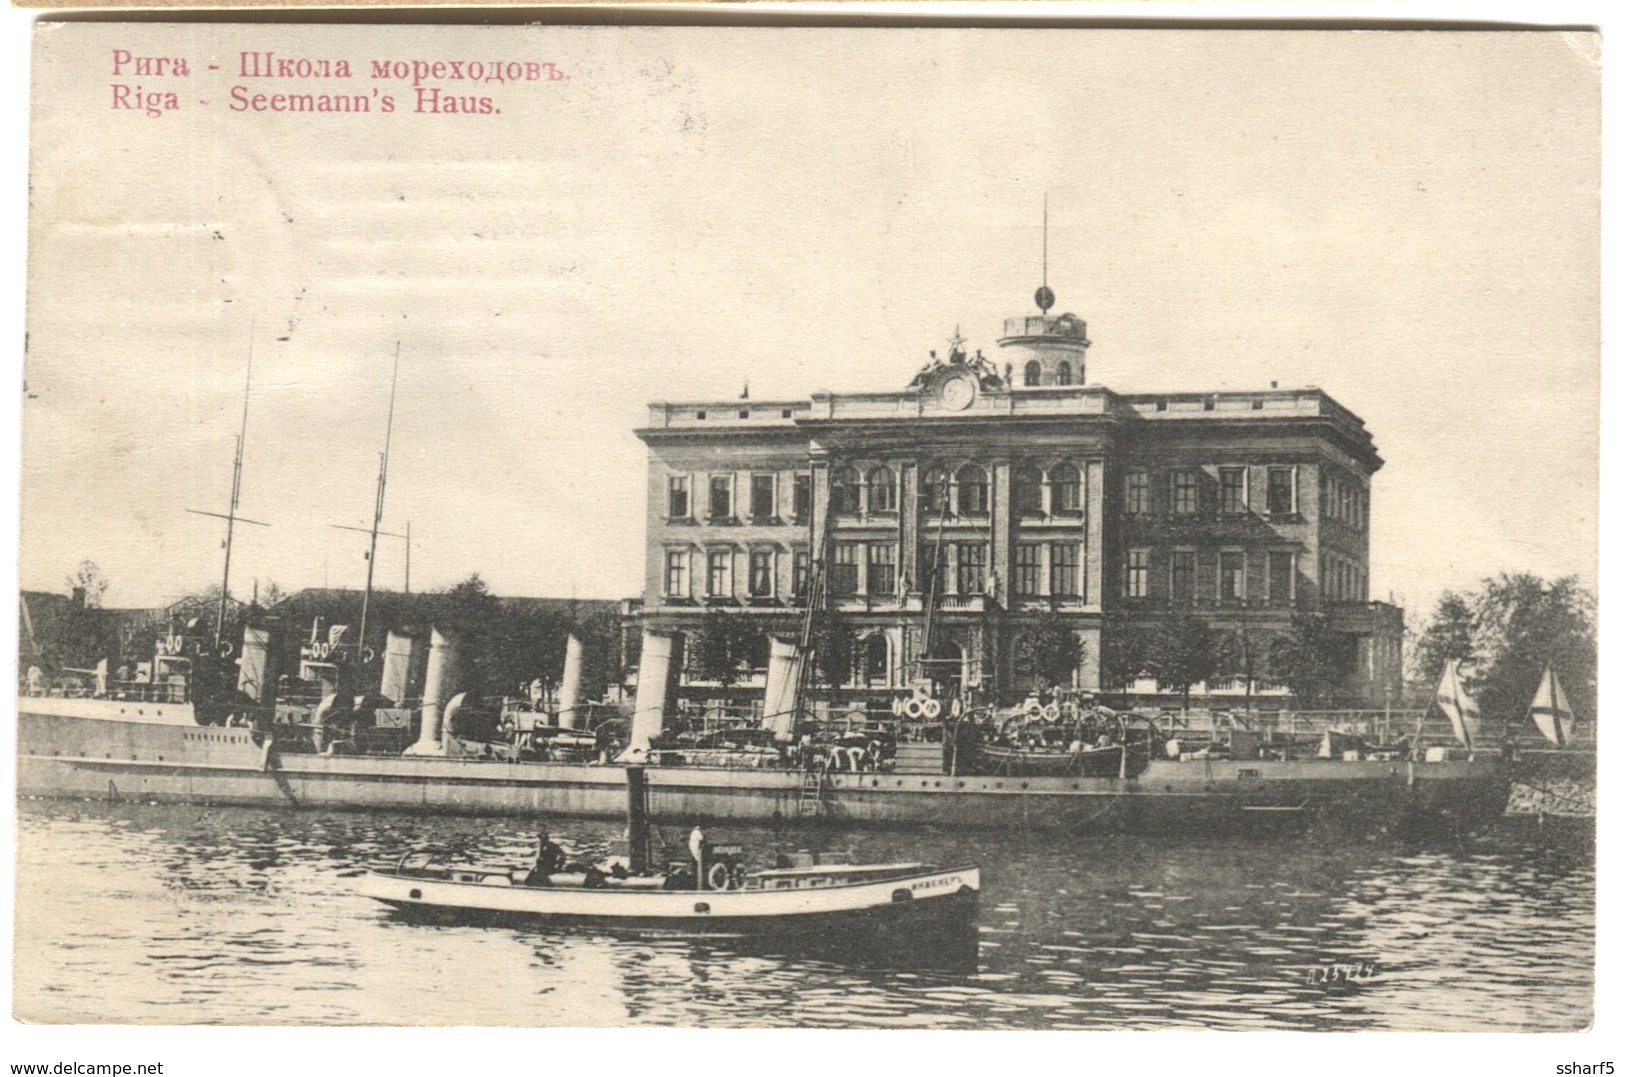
(1304, 961), (1377, 984)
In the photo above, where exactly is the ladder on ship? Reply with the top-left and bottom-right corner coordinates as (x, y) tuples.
(798, 767), (828, 818)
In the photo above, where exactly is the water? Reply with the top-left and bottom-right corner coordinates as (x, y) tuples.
(14, 799), (1593, 1030)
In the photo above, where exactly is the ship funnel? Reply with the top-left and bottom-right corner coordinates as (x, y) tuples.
(379, 630), (421, 706)
(557, 633), (585, 730)
(237, 626), (275, 704)
(761, 636), (804, 742)
(404, 627), (459, 756)
(623, 629), (677, 761)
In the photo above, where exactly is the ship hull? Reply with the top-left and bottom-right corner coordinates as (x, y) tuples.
(19, 707), (1511, 831)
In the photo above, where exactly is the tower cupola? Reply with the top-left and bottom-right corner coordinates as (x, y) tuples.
(998, 285), (1090, 388)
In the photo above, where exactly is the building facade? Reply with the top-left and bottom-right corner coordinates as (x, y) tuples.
(635, 289), (1402, 709)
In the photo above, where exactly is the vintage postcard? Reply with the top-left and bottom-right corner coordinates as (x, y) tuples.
(10, 17), (1602, 1060)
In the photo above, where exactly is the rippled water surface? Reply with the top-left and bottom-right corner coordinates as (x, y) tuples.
(14, 800), (1593, 1029)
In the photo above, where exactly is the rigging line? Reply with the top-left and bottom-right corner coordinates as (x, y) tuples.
(215, 324), (255, 649)
(358, 342), (401, 657)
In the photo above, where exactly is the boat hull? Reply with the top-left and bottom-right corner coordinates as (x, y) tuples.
(19, 707), (1512, 831)
(359, 866), (980, 935)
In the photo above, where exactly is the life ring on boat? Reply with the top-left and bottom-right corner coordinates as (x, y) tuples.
(706, 862), (738, 891)
(1042, 703), (1061, 721)
(922, 698), (943, 719)
(904, 698), (925, 719)
(217, 641), (234, 659)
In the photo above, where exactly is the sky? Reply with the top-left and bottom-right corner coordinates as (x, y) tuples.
(19, 25), (1600, 625)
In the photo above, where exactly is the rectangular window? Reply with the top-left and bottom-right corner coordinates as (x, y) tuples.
(1051, 466), (1081, 513)
(792, 473), (811, 521)
(830, 543), (860, 597)
(749, 549), (774, 598)
(663, 549), (688, 597)
(1218, 550), (1245, 602)
(867, 544), (897, 596)
(919, 545), (946, 593)
(956, 542), (987, 595)
(1125, 549), (1150, 598)
(1267, 551), (1294, 605)
(1050, 543), (1080, 598)
(706, 548), (733, 597)
(1170, 549), (1196, 604)
(750, 474), (776, 520)
(1219, 467), (1247, 515)
(1014, 543), (1043, 597)
(1171, 470), (1198, 515)
(709, 475), (732, 520)
(667, 476), (690, 519)
(1124, 470), (1149, 515)
(1267, 467), (1296, 516)
(792, 549), (810, 600)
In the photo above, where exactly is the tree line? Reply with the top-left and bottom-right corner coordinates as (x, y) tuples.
(1411, 572), (1595, 724)
(1100, 612), (1359, 710)
(23, 566), (624, 704)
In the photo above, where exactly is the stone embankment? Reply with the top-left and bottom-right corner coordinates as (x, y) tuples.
(1507, 777), (1596, 818)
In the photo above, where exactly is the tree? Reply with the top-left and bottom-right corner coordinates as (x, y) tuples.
(1408, 574), (1596, 727)
(1471, 573), (1596, 727)
(575, 607), (626, 702)
(1100, 615), (1154, 692)
(808, 610), (856, 691)
(424, 574), (504, 696)
(1148, 614), (1218, 711)
(1268, 613), (1357, 707)
(689, 608), (760, 688)
(1016, 613), (1082, 691)
(259, 580), (288, 608)
(66, 560), (109, 608)
(1412, 590), (1475, 687)
(1215, 626), (1269, 713)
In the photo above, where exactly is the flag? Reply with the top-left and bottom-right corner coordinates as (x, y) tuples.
(1529, 665), (1575, 748)
(328, 624), (350, 648)
(1434, 660), (1482, 751)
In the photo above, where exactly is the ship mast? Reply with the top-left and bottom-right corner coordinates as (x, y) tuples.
(188, 333), (268, 649)
(357, 344), (401, 661)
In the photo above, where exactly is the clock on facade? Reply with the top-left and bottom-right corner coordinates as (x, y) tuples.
(939, 372), (977, 411)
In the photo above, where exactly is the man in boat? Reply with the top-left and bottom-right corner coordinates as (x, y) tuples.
(524, 831), (568, 886)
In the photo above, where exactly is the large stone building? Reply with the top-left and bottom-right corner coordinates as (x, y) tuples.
(635, 286), (1402, 709)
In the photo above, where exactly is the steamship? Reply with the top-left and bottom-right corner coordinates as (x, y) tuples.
(17, 326), (1510, 831)
(17, 616), (1512, 832)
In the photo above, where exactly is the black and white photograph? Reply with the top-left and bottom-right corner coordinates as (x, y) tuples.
(9, 15), (1602, 1057)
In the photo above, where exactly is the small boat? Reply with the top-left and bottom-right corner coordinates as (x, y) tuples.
(358, 856), (980, 935)
(359, 765), (979, 935)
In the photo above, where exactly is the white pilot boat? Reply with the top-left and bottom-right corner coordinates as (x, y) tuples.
(359, 764), (979, 934)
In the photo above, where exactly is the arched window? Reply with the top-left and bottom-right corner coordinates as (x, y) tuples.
(831, 466), (861, 515)
(1056, 361), (1073, 386)
(864, 635), (889, 686)
(1023, 360), (1042, 387)
(957, 463), (989, 515)
(1014, 465), (1044, 515)
(866, 466), (896, 513)
(1051, 463), (1081, 512)
(921, 466), (951, 514)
